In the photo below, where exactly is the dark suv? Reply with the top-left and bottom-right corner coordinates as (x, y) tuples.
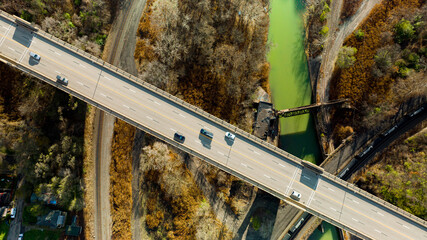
(200, 128), (213, 139)
(174, 132), (185, 143)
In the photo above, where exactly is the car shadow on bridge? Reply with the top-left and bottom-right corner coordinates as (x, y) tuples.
(199, 134), (212, 149)
(299, 168), (319, 190)
(224, 136), (234, 146)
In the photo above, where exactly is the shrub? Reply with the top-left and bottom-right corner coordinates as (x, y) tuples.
(394, 59), (407, 68)
(398, 66), (410, 78)
(394, 18), (415, 44)
(374, 49), (392, 70)
(20, 10), (33, 22)
(250, 216), (261, 231)
(337, 46), (357, 68)
(404, 52), (420, 69)
(95, 34), (107, 46)
(354, 29), (365, 40)
(320, 26), (329, 36)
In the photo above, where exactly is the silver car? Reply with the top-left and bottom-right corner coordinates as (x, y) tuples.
(29, 51), (40, 61)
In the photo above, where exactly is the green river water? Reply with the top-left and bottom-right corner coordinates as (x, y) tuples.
(268, 0), (320, 164)
(268, 0), (338, 239)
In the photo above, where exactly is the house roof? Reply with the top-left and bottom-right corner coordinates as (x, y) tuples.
(65, 225), (82, 236)
(37, 210), (66, 228)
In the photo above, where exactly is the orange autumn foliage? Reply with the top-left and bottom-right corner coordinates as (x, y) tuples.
(110, 120), (135, 240)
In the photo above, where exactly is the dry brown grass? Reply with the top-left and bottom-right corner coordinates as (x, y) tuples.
(138, 141), (233, 239)
(82, 105), (96, 240)
(110, 120), (135, 240)
(340, 0), (363, 22)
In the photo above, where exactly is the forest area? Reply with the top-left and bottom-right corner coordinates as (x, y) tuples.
(135, 0), (270, 131)
(328, 0), (426, 144)
(0, 0), (118, 238)
(0, 62), (86, 211)
(354, 124), (427, 220)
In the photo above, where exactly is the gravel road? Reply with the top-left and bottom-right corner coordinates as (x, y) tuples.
(93, 0), (146, 240)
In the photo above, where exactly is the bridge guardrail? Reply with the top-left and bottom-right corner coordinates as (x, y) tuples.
(1, 10), (426, 236)
(321, 171), (427, 228)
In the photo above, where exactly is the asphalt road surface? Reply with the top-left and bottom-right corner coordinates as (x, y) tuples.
(0, 14), (426, 240)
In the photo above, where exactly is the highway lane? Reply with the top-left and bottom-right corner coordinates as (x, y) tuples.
(0, 15), (426, 240)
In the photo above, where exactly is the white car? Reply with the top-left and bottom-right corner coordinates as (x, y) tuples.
(291, 190), (301, 201)
(18, 233), (23, 240)
(225, 132), (235, 141)
(10, 208), (16, 219)
(29, 52), (41, 61)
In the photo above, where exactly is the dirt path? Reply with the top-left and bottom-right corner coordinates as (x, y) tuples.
(94, 110), (115, 240)
(316, 0), (382, 151)
(92, 0), (146, 240)
(318, 0), (382, 104)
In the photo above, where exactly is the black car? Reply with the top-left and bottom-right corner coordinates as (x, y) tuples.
(174, 132), (185, 143)
(200, 128), (213, 139)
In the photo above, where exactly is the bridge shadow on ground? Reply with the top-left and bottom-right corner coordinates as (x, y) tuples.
(12, 25), (33, 47)
(234, 190), (280, 240)
(300, 168), (319, 190)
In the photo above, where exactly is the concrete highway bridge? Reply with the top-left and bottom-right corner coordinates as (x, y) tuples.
(0, 11), (426, 240)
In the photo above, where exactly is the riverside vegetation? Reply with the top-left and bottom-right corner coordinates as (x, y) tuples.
(329, 0), (426, 144)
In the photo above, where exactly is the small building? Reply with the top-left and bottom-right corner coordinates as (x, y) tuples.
(65, 225), (82, 237)
(253, 101), (276, 140)
(65, 215), (82, 237)
(37, 210), (67, 228)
